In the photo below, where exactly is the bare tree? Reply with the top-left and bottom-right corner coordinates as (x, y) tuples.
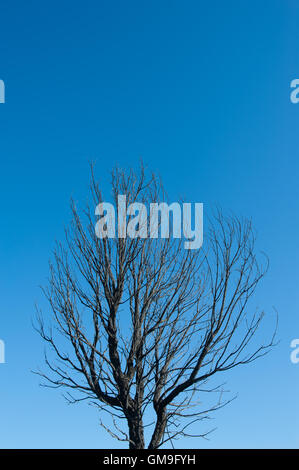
(35, 163), (276, 449)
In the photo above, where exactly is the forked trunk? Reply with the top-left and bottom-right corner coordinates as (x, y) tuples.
(148, 410), (167, 449)
(127, 410), (145, 449)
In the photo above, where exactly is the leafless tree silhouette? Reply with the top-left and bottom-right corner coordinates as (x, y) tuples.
(35, 163), (276, 449)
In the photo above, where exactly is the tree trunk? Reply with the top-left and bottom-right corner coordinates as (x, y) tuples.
(127, 410), (145, 449)
(148, 410), (167, 449)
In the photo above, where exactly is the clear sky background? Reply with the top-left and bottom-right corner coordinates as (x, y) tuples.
(0, 0), (298, 449)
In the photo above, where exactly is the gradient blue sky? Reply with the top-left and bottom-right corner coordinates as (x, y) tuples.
(0, 0), (299, 448)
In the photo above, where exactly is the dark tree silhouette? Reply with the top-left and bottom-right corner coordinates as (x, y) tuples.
(35, 164), (276, 449)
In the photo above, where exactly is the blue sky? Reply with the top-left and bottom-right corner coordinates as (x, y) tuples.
(0, 0), (299, 448)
